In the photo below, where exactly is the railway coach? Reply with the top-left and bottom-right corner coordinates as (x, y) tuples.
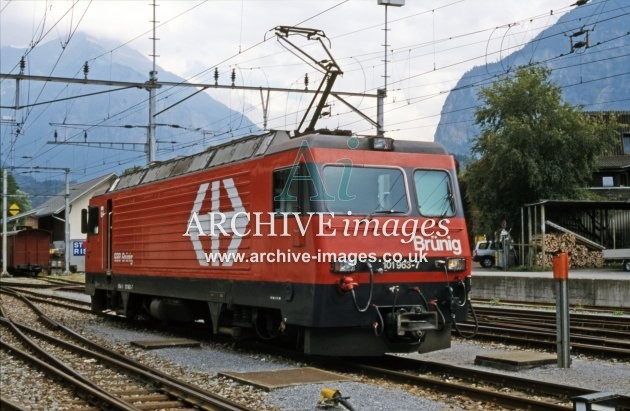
(82, 130), (471, 356)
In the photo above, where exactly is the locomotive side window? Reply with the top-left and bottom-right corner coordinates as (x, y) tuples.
(413, 170), (455, 217)
(273, 165), (313, 214)
(322, 166), (408, 214)
(86, 206), (100, 235)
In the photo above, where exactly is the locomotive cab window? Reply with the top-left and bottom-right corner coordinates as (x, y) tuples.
(81, 206), (100, 235)
(322, 166), (408, 214)
(273, 164), (313, 214)
(414, 170), (455, 217)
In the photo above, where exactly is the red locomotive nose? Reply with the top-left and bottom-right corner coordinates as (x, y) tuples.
(338, 276), (358, 292)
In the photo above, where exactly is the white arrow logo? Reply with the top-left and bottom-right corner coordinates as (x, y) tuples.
(185, 178), (247, 266)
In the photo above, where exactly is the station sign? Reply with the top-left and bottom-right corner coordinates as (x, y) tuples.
(72, 240), (86, 256)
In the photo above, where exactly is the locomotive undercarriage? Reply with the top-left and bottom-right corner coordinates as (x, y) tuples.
(87, 273), (468, 356)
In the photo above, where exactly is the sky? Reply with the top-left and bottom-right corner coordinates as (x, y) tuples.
(1, 0), (573, 147)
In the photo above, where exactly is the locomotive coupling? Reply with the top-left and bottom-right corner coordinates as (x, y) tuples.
(386, 308), (439, 339)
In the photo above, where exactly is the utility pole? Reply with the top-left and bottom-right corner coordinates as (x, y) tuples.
(1, 170), (8, 277)
(63, 169), (70, 275)
(0, 58), (24, 277)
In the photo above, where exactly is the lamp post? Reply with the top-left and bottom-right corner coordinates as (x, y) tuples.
(376, 0), (405, 137)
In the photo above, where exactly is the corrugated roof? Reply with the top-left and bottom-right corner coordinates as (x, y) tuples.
(524, 199), (630, 209)
(30, 173), (117, 217)
(108, 130), (450, 193)
(595, 155), (630, 170)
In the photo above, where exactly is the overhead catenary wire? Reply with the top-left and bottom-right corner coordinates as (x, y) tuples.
(137, 1), (627, 137)
(1, 0), (565, 136)
(2, 0), (627, 178)
(1, 1), (93, 170)
(7, 1), (358, 163)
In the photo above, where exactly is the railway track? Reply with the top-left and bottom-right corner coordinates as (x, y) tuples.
(239, 336), (630, 411)
(3, 280), (627, 409)
(472, 298), (628, 315)
(6, 280), (629, 360)
(458, 304), (630, 358)
(0, 285), (92, 313)
(0, 288), (253, 411)
(472, 306), (630, 332)
(342, 355), (630, 411)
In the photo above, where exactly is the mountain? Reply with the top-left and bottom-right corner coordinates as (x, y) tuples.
(1, 32), (259, 180)
(434, 0), (630, 157)
(13, 174), (65, 209)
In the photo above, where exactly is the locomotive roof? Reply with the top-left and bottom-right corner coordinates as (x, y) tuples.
(108, 130), (449, 193)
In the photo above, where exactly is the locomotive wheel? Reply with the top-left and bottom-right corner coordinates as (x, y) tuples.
(623, 259), (630, 272)
(480, 256), (494, 268)
(90, 291), (107, 313)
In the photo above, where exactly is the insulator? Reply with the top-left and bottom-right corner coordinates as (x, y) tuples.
(54, 130), (58, 142)
(304, 73), (309, 90)
(573, 40), (587, 49)
(231, 68), (236, 86)
(19, 56), (26, 74)
(84, 130), (87, 142)
(214, 67), (219, 85)
(83, 61), (89, 79)
(572, 29), (587, 37)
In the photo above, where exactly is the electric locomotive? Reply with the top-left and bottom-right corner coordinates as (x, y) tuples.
(83, 130), (471, 356)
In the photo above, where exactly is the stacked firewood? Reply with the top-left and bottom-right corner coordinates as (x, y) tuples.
(533, 233), (604, 268)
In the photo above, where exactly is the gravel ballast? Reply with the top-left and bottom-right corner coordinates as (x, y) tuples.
(80, 318), (629, 410)
(2, 277), (627, 410)
(82, 321), (446, 410)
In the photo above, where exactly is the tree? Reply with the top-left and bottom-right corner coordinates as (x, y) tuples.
(462, 66), (619, 237)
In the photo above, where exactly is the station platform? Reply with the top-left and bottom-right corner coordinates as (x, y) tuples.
(471, 267), (630, 308)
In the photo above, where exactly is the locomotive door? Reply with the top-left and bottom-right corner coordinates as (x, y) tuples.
(106, 199), (113, 272)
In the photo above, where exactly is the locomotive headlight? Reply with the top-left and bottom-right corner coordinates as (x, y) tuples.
(446, 257), (467, 272)
(331, 260), (357, 273)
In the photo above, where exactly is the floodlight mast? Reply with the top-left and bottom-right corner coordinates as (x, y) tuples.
(147, 0), (159, 164)
(377, 0), (405, 137)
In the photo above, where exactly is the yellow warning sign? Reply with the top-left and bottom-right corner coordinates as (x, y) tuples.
(9, 203), (19, 216)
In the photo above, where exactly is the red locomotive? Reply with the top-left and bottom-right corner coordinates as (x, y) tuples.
(83, 130), (471, 356)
